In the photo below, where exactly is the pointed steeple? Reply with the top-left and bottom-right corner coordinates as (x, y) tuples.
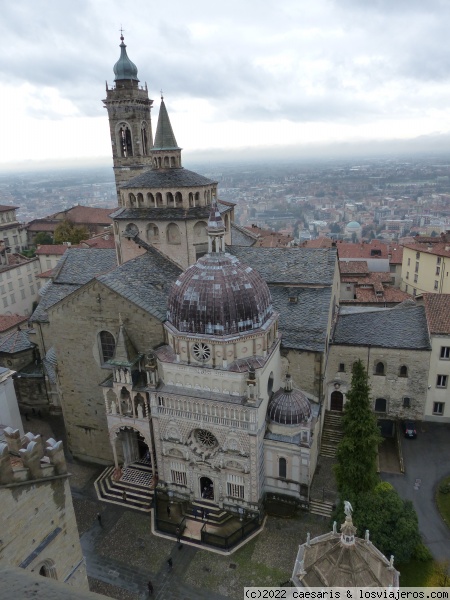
(151, 96), (182, 169)
(153, 96), (180, 150)
(113, 34), (139, 82)
(109, 316), (140, 367)
(207, 199), (226, 254)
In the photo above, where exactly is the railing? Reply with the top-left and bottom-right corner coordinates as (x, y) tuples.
(156, 406), (256, 431)
(200, 515), (260, 550)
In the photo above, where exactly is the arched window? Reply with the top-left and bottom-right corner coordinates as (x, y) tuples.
(167, 223), (181, 245)
(147, 223), (160, 243)
(99, 331), (115, 364)
(399, 365), (408, 377)
(171, 156), (176, 167)
(267, 372), (274, 396)
(141, 122), (148, 155)
(175, 192), (183, 205)
(279, 457), (287, 478)
(374, 398), (387, 412)
(129, 193), (136, 205)
(375, 362), (385, 375)
(137, 193), (143, 204)
(147, 192), (155, 206)
(156, 192), (163, 206)
(167, 192), (174, 206)
(193, 221), (208, 241)
(164, 156), (170, 167)
(119, 124), (133, 157)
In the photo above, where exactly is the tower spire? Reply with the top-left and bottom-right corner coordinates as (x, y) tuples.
(207, 199), (225, 254)
(151, 97), (182, 169)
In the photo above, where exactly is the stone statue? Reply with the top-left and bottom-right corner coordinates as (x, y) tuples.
(344, 500), (353, 517)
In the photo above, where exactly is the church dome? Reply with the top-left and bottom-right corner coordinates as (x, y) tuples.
(167, 252), (273, 336)
(113, 36), (139, 81)
(268, 374), (311, 425)
(346, 221), (361, 229)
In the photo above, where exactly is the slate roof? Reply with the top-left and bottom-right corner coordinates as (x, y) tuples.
(230, 223), (258, 247)
(423, 293), (450, 335)
(110, 202), (232, 221)
(153, 99), (179, 150)
(270, 286), (332, 351)
(229, 247), (337, 285)
(0, 329), (35, 354)
(97, 249), (182, 322)
(30, 283), (79, 323)
(332, 304), (430, 349)
(122, 168), (216, 189)
(51, 248), (117, 285)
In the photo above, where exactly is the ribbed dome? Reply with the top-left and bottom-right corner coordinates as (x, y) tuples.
(114, 37), (139, 81)
(268, 375), (311, 425)
(167, 252), (273, 336)
(346, 221), (361, 228)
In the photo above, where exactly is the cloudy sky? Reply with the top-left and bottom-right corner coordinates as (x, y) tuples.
(1, 0), (450, 168)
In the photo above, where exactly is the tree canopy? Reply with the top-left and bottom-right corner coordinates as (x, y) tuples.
(334, 359), (382, 497)
(353, 482), (421, 564)
(34, 232), (54, 246)
(54, 220), (89, 245)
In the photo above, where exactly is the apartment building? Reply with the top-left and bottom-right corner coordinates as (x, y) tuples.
(401, 233), (450, 296)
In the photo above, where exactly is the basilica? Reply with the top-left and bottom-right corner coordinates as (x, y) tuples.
(30, 35), (340, 515)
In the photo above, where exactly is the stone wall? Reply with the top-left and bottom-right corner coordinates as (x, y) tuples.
(327, 344), (430, 420)
(0, 428), (87, 589)
(41, 279), (165, 463)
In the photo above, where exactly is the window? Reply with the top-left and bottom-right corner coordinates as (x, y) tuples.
(99, 331), (115, 363)
(227, 481), (244, 499)
(375, 362), (385, 375)
(415, 262), (419, 273)
(406, 271), (409, 280)
(433, 402), (444, 415)
(28, 274), (33, 283)
(416, 252), (420, 259)
(440, 347), (450, 359)
(10, 293), (15, 303)
(6, 271), (11, 279)
(374, 398), (387, 412)
(0, 285), (4, 295)
(437, 257), (442, 265)
(2, 297), (7, 307)
(171, 470), (187, 486)
(436, 266), (441, 276)
(8, 282), (12, 291)
(20, 289), (25, 299)
(18, 278), (23, 287)
(403, 397), (411, 408)
(279, 457), (287, 479)
(414, 274), (418, 283)
(405, 284), (408, 292)
(399, 365), (408, 377)
(413, 288), (417, 296)
(436, 375), (448, 388)
(434, 280), (439, 290)
(339, 363), (345, 372)
(407, 258), (411, 266)
(30, 285), (35, 295)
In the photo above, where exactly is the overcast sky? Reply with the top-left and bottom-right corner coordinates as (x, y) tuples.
(2, 0), (450, 169)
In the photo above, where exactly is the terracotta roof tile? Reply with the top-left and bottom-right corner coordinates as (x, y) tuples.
(36, 245), (69, 255)
(423, 293), (450, 334)
(0, 314), (28, 333)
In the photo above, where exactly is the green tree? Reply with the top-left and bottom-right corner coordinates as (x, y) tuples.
(353, 482), (421, 564)
(34, 232), (54, 245)
(334, 360), (382, 497)
(54, 220), (89, 244)
(329, 223), (342, 233)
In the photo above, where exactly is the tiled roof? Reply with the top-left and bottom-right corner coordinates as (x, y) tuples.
(230, 223), (258, 247)
(423, 293), (450, 335)
(80, 235), (115, 249)
(0, 328), (35, 353)
(270, 286), (332, 351)
(27, 221), (58, 232)
(301, 238), (335, 248)
(403, 241), (450, 259)
(49, 205), (114, 225)
(98, 249), (182, 322)
(333, 304), (430, 349)
(0, 205), (18, 212)
(110, 201), (233, 221)
(52, 248), (117, 285)
(229, 247), (337, 285)
(335, 240), (401, 263)
(0, 314), (28, 333)
(122, 168), (216, 189)
(36, 245), (69, 255)
(339, 260), (369, 274)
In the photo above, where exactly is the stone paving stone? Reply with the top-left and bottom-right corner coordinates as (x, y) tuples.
(73, 497), (103, 536)
(88, 577), (139, 599)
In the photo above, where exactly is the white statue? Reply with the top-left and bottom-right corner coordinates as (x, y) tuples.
(344, 500), (353, 517)
(137, 404), (143, 419)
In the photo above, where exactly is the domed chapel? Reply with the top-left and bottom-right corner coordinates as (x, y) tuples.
(31, 36), (340, 519)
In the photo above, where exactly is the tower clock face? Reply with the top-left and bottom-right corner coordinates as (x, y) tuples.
(192, 342), (211, 361)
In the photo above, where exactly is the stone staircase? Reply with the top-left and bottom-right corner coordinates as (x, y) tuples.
(94, 464), (154, 513)
(309, 498), (335, 518)
(185, 498), (233, 526)
(320, 411), (344, 458)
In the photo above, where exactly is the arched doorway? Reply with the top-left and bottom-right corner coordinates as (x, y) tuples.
(115, 426), (151, 467)
(330, 390), (344, 412)
(200, 476), (214, 500)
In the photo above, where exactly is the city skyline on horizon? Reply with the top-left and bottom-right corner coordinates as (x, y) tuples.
(2, 0), (450, 169)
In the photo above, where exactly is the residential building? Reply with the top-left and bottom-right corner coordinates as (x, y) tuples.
(401, 233), (450, 295)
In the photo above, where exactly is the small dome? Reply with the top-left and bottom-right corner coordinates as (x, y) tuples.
(346, 221), (361, 229)
(268, 374), (311, 425)
(113, 36), (139, 81)
(167, 252), (273, 336)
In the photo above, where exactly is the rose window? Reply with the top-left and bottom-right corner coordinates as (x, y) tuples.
(192, 342), (211, 361)
(195, 429), (218, 448)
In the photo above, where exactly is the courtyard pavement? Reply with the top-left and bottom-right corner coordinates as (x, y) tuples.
(382, 421), (450, 562)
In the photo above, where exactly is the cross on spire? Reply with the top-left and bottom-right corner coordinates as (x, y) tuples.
(119, 26), (125, 41)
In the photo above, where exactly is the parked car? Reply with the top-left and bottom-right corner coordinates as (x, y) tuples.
(403, 420), (417, 439)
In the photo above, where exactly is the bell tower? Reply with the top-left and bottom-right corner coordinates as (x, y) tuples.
(103, 34), (154, 204)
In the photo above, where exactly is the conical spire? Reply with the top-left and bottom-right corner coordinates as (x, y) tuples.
(153, 96), (180, 150)
(113, 34), (139, 82)
(109, 316), (139, 367)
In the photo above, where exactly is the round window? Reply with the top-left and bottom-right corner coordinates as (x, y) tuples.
(195, 429), (218, 448)
(192, 342), (211, 362)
